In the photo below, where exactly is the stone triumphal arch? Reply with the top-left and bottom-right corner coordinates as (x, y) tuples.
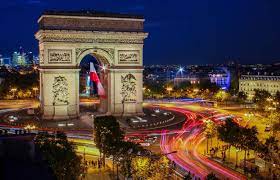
(35, 11), (148, 120)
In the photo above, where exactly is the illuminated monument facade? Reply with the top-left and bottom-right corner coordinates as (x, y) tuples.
(36, 11), (148, 120)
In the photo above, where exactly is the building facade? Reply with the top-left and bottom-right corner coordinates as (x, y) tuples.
(239, 75), (280, 99)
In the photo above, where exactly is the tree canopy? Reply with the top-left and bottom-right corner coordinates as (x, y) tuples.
(93, 115), (124, 159)
(34, 132), (83, 180)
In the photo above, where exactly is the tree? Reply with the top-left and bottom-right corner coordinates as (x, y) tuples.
(217, 118), (241, 161)
(93, 116), (124, 166)
(204, 120), (217, 153)
(206, 173), (219, 180)
(117, 141), (143, 178)
(258, 137), (280, 167)
(214, 90), (230, 102)
(131, 154), (171, 180)
(144, 81), (165, 98)
(237, 126), (259, 172)
(34, 132), (83, 180)
(175, 81), (191, 91)
(132, 156), (152, 179)
(150, 155), (170, 179)
(0, 68), (39, 99)
(253, 89), (271, 110)
(274, 91), (280, 110)
(266, 112), (280, 136)
(197, 79), (219, 92)
(237, 91), (247, 103)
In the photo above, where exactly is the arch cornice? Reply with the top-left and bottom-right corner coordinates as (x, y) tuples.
(35, 30), (148, 44)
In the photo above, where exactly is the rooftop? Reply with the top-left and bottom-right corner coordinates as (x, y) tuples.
(42, 10), (144, 19)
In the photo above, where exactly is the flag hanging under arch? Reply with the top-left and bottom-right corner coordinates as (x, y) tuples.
(90, 62), (106, 98)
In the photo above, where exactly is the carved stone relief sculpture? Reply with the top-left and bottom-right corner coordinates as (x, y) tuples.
(121, 74), (137, 102)
(52, 76), (69, 105)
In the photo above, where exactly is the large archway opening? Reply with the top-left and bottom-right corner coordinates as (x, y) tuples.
(79, 53), (109, 114)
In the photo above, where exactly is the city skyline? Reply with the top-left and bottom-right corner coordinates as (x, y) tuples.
(1, 0), (280, 65)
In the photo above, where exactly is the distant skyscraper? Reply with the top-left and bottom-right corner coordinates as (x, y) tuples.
(12, 52), (20, 66)
(12, 50), (28, 66)
(26, 52), (34, 65)
(18, 52), (27, 66)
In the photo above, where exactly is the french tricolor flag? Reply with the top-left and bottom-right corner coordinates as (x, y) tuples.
(90, 62), (106, 98)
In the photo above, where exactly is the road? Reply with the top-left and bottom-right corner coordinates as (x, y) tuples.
(1, 99), (248, 179)
(0, 100), (39, 110)
(158, 104), (246, 180)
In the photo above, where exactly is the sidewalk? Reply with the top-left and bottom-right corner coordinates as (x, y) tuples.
(84, 167), (112, 180)
(81, 154), (113, 180)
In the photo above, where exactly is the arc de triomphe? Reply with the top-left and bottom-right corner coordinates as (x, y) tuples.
(35, 11), (148, 120)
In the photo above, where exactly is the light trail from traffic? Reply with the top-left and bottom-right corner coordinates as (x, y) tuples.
(159, 105), (246, 179)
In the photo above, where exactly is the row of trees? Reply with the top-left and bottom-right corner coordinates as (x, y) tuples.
(144, 79), (221, 99)
(34, 132), (84, 180)
(217, 119), (279, 174)
(143, 79), (246, 103)
(217, 119), (258, 168)
(144, 79), (280, 108)
(0, 69), (39, 99)
(253, 89), (280, 111)
(93, 116), (171, 179)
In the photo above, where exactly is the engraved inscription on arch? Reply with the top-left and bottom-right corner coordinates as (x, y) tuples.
(48, 49), (72, 64)
(118, 50), (140, 64)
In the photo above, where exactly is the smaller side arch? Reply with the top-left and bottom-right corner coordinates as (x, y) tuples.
(76, 48), (114, 66)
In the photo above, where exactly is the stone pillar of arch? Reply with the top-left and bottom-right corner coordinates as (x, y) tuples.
(35, 11), (148, 120)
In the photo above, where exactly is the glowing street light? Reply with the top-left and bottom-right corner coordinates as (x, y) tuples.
(10, 88), (17, 98)
(32, 87), (39, 98)
(10, 88), (17, 92)
(178, 67), (184, 73)
(166, 87), (173, 92)
(166, 87), (173, 99)
(101, 64), (107, 71)
(193, 88), (199, 93)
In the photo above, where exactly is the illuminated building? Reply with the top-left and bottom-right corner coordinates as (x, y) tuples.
(239, 74), (280, 99)
(208, 70), (230, 90)
(12, 51), (26, 66)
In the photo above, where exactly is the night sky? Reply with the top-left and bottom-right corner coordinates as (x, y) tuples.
(1, 0), (280, 65)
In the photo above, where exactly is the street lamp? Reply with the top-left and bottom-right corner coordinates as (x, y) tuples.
(10, 88), (17, 98)
(32, 87), (39, 98)
(166, 87), (173, 99)
(178, 67), (184, 73)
